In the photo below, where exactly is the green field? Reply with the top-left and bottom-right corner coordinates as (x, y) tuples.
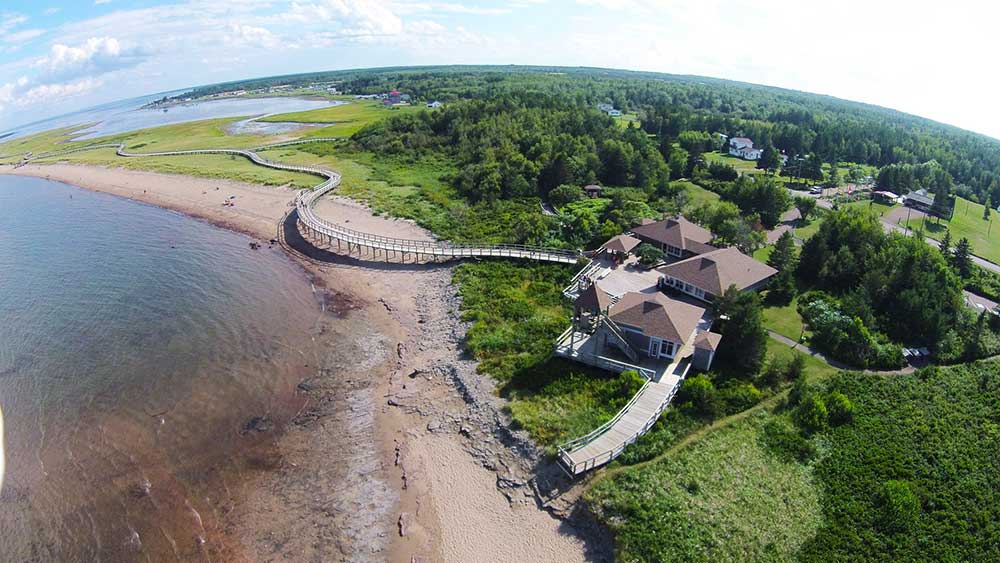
(675, 180), (720, 208)
(261, 100), (422, 137)
(586, 410), (823, 563)
(901, 196), (1000, 263)
(704, 151), (765, 175)
(801, 362), (1000, 562)
(762, 295), (809, 342)
(614, 112), (641, 129)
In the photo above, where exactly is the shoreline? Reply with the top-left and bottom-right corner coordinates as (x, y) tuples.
(0, 163), (607, 561)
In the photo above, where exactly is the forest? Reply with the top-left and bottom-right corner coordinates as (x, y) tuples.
(186, 65), (1000, 202)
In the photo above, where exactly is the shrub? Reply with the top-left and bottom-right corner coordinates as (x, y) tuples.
(719, 382), (763, 414)
(758, 357), (788, 389)
(761, 418), (817, 462)
(678, 375), (717, 416)
(877, 480), (920, 534)
(549, 183), (584, 207)
(793, 393), (828, 433)
(634, 243), (665, 266)
(825, 391), (854, 425)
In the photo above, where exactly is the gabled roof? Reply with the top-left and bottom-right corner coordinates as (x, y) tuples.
(603, 234), (641, 254)
(630, 216), (715, 252)
(575, 283), (611, 313)
(657, 247), (777, 295)
(693, 331), (723, 351)
(730, 137), (753, 147)
(609, 292), (705, 344)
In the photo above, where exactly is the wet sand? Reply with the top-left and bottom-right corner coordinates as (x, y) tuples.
(1, 163), (607, 561)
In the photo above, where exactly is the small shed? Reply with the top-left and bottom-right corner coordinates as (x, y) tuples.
(583, 184), (603, 198)
(692, 332), (722, 371)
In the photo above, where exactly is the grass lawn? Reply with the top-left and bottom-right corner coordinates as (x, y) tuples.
(765, 339), (838, 383)
(674, 180), (720, 209)
(753, 244), (773, 263)
(841, 199), (896, 216)
(704, 151), (766, 176)
(902, 196), (1000, 263)
(261, 100), (422, 137)
(762, 294), (809, 342)
(794, 217), (823, 240)
(614, 113), (641, 129)
(586, 410), (823, 563)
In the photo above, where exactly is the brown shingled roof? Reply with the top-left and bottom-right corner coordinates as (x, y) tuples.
(602, 234), (641, 254)
(693, 331), (723, 351)
(609, 292), (705, 344)
(575, 283), (611, 313)
(657, 247), (777, 295)
(630, 216), (715, 253)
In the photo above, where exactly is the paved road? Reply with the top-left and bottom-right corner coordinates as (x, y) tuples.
(791, 190), (1000, 276)
(882, 220), (1000, 275)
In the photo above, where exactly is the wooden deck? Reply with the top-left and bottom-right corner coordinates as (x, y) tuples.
(16, 140), (583, 265)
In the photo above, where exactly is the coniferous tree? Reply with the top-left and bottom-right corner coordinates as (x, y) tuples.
(767, 230), (799, 302)
(712, 286), (768, 375)
(952, 237), (974, 278)
(939, 229), (952, 257)
(984, 197), (992, 221)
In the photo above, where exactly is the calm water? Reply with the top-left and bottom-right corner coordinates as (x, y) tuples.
(0, 176), (329, 560)
(3, 93), (335, 141)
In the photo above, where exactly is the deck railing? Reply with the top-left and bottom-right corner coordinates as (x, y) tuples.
(557, 379), (682, 475)
(15, 140), (584, 264)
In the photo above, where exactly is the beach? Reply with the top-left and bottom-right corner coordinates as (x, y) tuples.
(0, 163), (605, 562)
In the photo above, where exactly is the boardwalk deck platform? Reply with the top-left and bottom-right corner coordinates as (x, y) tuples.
(13, 140), (583, 264)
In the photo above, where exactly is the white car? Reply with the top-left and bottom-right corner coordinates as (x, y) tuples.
(809, 187), (823, 195)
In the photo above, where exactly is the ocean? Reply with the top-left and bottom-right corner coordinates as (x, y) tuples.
(0, 175), (332, 560)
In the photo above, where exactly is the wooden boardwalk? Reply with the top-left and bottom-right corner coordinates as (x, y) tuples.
(557, 372), (682, 476)
(13, 140), (582, 264)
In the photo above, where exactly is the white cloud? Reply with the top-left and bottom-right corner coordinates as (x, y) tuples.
(0, 13), (29, 35)
(94, 0), (113, 5)
(226, 24), (281, 49)
(3, 29), (46, 44)
(35, 37), (147, 81)
(43, 8), (62, 16)
(19, 77), (103, 106)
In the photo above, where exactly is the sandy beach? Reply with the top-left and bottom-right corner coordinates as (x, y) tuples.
(1, 163), (606, 562)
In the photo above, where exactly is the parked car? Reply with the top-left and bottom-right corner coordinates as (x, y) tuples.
(809, 186), (823, 195)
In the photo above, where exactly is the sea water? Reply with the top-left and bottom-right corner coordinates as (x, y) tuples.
(0, 176), (330, 560)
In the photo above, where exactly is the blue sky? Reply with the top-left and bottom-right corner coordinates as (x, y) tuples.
(1, 0), (998, 139)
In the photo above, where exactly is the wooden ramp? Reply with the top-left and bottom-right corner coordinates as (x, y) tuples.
(558, 372), (682, 476)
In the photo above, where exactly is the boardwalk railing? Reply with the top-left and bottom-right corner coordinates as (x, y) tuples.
(14, 140), (583, 264)
(557, 379), (682, 475)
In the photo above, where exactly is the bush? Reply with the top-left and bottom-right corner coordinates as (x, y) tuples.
(825, 391), (854, 425)
(549, 183), (584, 207)
(761, 418), (817, 462)
(678, 375), (717, 416)
(634, 243), (665, 266)
(793, 393), (828, 433)
(799, 294), (904, 369)
(719, 382), (763, 414)
(877, 480), (920, 534)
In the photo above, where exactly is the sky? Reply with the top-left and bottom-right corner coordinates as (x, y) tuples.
(0, 0), (998, 139)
